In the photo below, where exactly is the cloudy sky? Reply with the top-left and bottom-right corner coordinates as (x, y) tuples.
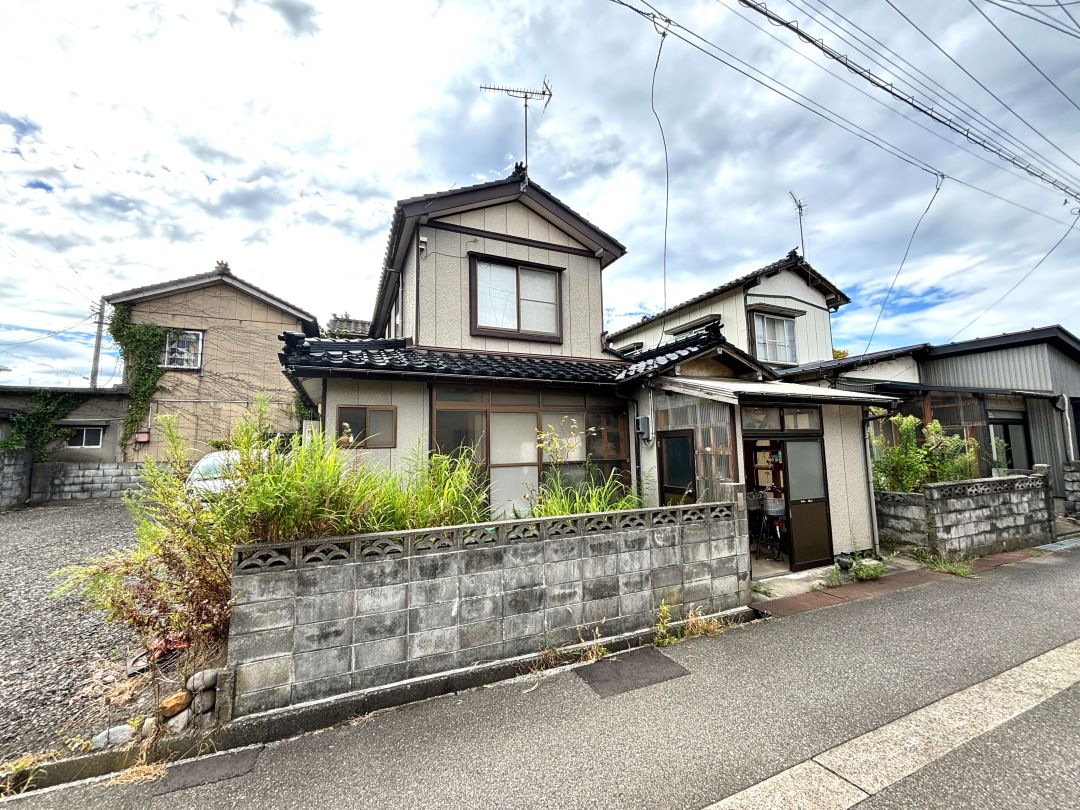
(1, 0), (1078, 386)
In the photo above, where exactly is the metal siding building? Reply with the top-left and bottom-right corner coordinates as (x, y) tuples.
(919, 344), (1053, 392)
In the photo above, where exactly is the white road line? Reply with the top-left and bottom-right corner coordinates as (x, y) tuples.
(707, 638), (1080, 809)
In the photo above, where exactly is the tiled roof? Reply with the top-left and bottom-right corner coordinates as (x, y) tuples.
(778, 344), (930, 378)
(607, 250), (850, 341)
(279, 333), (627, 384)
(611, 323), (777, 381)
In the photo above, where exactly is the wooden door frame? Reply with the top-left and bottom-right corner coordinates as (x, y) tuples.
(657, 428), (696, 505)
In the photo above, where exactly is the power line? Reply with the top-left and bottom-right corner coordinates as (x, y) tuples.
(650, 22), (671, 315)
(718, 0), (1072, 199)
(983, 0), (1080, 39)
(612, 0), (940, 177)
(862, 175), (945, 356)
(948, 207), (1080, 341)
(796, 0), (1080, 190)
(1054, 0), (1080, 29)
(0, 314), (96, 347)
(881, 0), (1080, 174)
(967, 0), (1080, 113)
(736, 0), (1080, 199)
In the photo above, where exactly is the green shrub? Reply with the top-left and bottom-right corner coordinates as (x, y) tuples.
(55, 403), (489, 648)
(922, 420), (979, 483)
(871, 414), (979, 492)
(850, 556), (886, 581)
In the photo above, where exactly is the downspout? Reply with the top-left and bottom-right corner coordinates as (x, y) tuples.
(414, 227), (422, 343)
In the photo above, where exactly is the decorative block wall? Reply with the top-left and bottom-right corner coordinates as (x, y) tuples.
(226, 498), (750, 719)
(876, 473), (1055, 555)
(1065, 461), (1080, 519)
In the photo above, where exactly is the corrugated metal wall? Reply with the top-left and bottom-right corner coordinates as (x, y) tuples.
(1026, 397), (1065, 495)
(920, 344), (1052, 391)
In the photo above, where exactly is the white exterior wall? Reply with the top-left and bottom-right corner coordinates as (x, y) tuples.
(822, 403), (874, 554)
(611, 267), (836, 366)
(406, 201), (606, 359)
(323, 378), (428, 470)
(838, 356), (920, 385)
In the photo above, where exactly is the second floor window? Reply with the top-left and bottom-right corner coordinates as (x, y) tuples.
(471, 256), (561, 342)
(754, 313), (797, 364)
(160, 330), (203, 369)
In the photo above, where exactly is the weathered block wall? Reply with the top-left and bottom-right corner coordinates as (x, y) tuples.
(1065, 461), (1080, 519)
(29, 461), (142, 504)
(227, 499), (750, 718)
(0, 449), (33, 511)
(873, 491), (927, 547)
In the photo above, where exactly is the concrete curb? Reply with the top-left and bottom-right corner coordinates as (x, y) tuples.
(11, 605), (757, 796)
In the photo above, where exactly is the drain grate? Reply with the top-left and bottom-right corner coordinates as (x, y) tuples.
(574, 646), (689, 698)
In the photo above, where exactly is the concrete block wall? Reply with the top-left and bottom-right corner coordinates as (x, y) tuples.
(1065, 461), (1080, 519)
(0, 449), (33, 511)
(29, 461), (142, 504)
(226, 499), (750, 719)
(924, 474), (1054, 555)
(873, 491), (927, 547)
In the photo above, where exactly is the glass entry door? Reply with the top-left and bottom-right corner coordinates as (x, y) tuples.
(658, 430), (696, 505)
(783, 439), (832, 570)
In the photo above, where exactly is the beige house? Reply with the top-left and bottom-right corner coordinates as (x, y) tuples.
(0, 385), (129, 462)
(280, 168), (892, 578)
(104, 264), (318, 461)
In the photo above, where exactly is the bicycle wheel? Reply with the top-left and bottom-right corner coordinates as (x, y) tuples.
(770, 525), (783, 561)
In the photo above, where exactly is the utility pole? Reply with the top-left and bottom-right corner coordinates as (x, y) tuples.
(89, 296), (105, 388)
(789, 191), (807, 258)
(480, 79), (553, 177)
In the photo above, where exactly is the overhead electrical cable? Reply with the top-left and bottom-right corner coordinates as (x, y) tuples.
(881, 0), (1080, 174)
(717, 0), (1069, 198)
(736, 0), (1080, 200)
(1055, 0), (1080, 29)
(862, 176), (945, 356)
(947, 207), (1080, 341)
(795, 0), (1080, 188)
(650, 22), (671, 314)
(983, 0), (1080, 39)
(0, 314), (96, 347)
(611, 0), (940, 177)
(967, 0), (1080, 113)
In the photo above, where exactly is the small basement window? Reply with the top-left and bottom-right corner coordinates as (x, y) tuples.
(337, 406), (396, 448)
(67, 427), (103, 448)
(160, 330), (203, 370)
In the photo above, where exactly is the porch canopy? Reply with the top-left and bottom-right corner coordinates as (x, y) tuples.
(654, 377), (898, 406)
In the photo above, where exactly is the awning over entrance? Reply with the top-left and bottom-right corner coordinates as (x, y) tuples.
(654, 377), (897, 406)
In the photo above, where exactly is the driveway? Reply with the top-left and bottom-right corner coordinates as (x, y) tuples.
(0, 500), (138, 760)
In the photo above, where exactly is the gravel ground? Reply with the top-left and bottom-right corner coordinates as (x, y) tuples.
(0, 500), (140, 760)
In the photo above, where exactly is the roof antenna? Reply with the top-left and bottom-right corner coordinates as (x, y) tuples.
(480, 79), (552, 190)
(789, 191), (806, 259)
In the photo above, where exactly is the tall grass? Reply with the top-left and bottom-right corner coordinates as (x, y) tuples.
(55, 404), (489, 647)
(529, 468), (642, 518)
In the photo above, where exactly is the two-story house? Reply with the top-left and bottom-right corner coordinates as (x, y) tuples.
(104, 263), (319, 460)
(279, 169), (892, 576)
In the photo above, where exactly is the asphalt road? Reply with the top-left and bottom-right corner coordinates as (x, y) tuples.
(11, 549), (1079, 809)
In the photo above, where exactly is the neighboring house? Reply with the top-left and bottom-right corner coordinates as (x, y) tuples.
(0, 385), (129, 462)
(104, 263), (319, 461)
(280, 168), (892, 577)
(782, 325), (1080, 497)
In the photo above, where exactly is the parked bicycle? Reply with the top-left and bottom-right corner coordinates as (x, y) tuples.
(747, 487), (787, 561)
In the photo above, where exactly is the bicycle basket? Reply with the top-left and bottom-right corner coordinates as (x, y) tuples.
(763, 497), (786, 516)
(746, 491), (765, 511)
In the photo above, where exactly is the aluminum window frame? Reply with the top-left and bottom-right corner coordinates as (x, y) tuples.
(469, 253), (564, 344)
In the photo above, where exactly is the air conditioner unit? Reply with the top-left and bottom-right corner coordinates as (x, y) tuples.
(635, 415), (652, 442)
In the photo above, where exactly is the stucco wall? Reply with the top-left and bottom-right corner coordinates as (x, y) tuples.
(0, 391), (128, 463)
(127, 282), (304, 460)
(323, 378), (429, 469)
(838, 356), (920, 385)
(402, 202), (605, 359)
(821, 403), (875, 554)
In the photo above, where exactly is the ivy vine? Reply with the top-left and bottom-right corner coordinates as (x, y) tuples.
(109, 303), (168, 443)
(0, 390), (87, 461)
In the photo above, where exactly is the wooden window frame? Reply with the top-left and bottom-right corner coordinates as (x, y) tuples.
(336, 405), (397, 449)
(469, 252), (564, 344)
(741, 403), (823, 437)
(159, 329), (204, 371)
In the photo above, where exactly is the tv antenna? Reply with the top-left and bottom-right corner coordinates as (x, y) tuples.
(480, 79), (552, 177)
(789, 191), (807, 258)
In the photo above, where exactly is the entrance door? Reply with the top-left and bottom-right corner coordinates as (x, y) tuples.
(658, 430), (696, 505)
(784, 439), (832, 570)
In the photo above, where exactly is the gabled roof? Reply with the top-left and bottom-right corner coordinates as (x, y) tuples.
(370, 168), (627, 337)
(608, 250), (850, 342)
(279, 333), (627, 386)
(105, 265), (319, 336)
(779, 344), (929, 381)
(611, 323), (778, 382)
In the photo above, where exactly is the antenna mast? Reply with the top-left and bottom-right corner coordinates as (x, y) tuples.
(480, 79), (552, 175)
(789, 191), (807, 258)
